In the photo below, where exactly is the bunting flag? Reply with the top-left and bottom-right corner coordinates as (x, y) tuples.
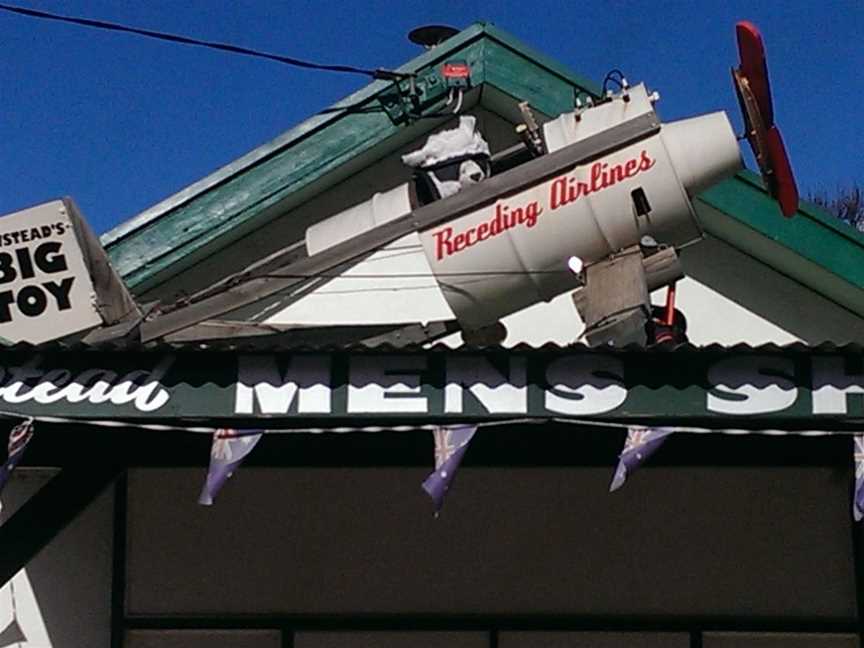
(198, 428), (263, 506)
(853, 435), (864, 522)
(0, 419), (34, 495)
(421, 424), (477, 513)
(609, 425), (673, 492)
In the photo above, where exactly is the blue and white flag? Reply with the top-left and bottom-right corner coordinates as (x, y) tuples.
(0, 419), (34, 494)
(609, 426), (673, 492)
(853, 435), (864, 522)
(198, 429), (263, 506)
(422, 424), (477, 513)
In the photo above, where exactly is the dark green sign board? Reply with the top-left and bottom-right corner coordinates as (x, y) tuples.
(0, 348), (861, 427)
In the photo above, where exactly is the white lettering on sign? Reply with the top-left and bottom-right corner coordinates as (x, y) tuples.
(444, 356), (527, 413)
(347, 356), (427, 413)
(707, 356), (797, 415)
(0, 357), (173, 412)
(811, 356), (864, 414)
(543, 355), (627, 415)
(235, 355), (332, 414)
(6, 352), (864, 420)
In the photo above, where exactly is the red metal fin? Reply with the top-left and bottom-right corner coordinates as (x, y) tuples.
(736, 20), (774, 128)
(765, 126), (798, 217)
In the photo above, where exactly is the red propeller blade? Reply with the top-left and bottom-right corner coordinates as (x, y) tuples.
(765, 126), (799, 217)
(736, 21), (774, 128)
(733, 21), (798, 217)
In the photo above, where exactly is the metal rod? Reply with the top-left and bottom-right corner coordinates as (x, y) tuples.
(665, 282), (677, 327)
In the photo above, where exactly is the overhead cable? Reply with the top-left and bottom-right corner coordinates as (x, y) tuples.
(0, 3), (410, 81)
(259, 270), (576, 279)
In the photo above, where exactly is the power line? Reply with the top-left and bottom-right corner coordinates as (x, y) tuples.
(260, 270), (575, 279)
(0, 3), (410, 81)
(177, 268), (579, 308)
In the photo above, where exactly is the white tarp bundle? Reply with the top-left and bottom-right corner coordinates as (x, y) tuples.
(402, 116), (491, 198)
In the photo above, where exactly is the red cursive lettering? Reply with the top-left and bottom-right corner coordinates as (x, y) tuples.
(430, 149), (656, 262)
(549, 149), (656, 211)
(432, 200), (543, 261)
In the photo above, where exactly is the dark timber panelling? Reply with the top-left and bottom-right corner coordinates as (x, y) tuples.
(125, 466), (856, 619)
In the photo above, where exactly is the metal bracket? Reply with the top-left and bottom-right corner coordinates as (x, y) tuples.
(378, 68), (449, 125)
(516, 102), (547, 157)
(442, 60), (471, 89)
(572, 246), (649, 346)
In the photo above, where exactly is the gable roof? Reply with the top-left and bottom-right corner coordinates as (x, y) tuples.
(101, 22), (864, 322)
(101, 22), (600, 293)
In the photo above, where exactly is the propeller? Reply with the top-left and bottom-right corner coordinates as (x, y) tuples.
(732, 20), (799, 217)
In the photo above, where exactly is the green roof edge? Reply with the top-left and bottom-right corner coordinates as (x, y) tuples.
(101, 22), (491, 250)
(698, 170), (864, 316)
(102, 22), (601, 292)
(735, 169), (864, 247)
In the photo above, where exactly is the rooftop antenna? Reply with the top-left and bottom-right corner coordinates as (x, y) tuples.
(408, 25), (459, 49)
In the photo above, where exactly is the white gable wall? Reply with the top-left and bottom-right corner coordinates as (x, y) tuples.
(489, 277), (801, 348)
(266, 228), (862, 347)
(492, 232), (863, 347)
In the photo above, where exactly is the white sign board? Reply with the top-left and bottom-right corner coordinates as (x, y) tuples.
(0, 200), (103, 344)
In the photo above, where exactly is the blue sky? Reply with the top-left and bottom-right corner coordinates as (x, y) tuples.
(0, 0), (860, 234)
